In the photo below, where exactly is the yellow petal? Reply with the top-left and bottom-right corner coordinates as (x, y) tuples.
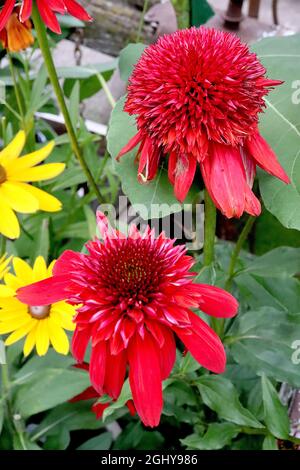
(0, 313), (32, 333)
(48, 260), (56, 276)
(9, 183), (62, 212)
(33, 256), (48, 281)
(5, 319), (35, 346)
(48, 317), (69, 355)
(11, 163), (65, 182)
(13, 257), (34, 284)
(50, 309), (75, 331)
(0, 296), (24, 311)
(3, 272), (22, 291)
(5, 141), (55, 174)
(0, 131), (26, 166)
(0, 181), (39, 213)
(35, 319), (50, 356)
(23, 322), (38, 357)
(0, 309), (28, 321)
(0, 285), (15, 297)
(0, 200), (20, 239)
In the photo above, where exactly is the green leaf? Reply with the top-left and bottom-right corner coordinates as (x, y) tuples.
(262, 434), (278, 450)
(0, 340), (6, 365)
(28, 65), (49, 114)
(119, 43), (146, 82)
(107, 98), (199, 218)
(69, 81), (80, 129)
(77, 432), (113, 450)
(252, 34), (300, 230)
(15, 368), (91, 418)
(84, 205), (97, 239)
(261, 374), (290, 439)
(227, 307), (300, 387)
(196, 375), (264, 428)
(237, 247), (300, 278)
(31, 218), (50, 263)
(181, 423), (240, 450)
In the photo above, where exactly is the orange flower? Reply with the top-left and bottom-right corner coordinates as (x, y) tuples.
(0, 8), (33, 52)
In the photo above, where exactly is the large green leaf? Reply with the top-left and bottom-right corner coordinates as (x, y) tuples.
(119, 44), (146, 83)
(196, 375), (264, 428)
(181, 423), (240, 450)
(227, 307), (300, 387)
(77, 432), (113, 450)
(107, 98), (199, 218)
(14, 368), (90, 418)
(252, 34), (300, 230)
(261, 374), (290, 439)
(236, 247), (300, 278)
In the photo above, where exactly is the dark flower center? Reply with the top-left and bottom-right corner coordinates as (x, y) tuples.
(0, 165), (6, 184)
(28, 305), (51, 319)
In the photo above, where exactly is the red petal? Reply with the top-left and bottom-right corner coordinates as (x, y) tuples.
(69, 386), (99, 403)
(92, 402), (110, 419)
(0, 0), (15, 31)
(72, 326), (91, 362)
(202, 143), (246, 218)
(168, 151), (177, 185)
(158, 326), (176, 380)
(244, 184), (261, 216)
(16, 275), (69, 305)
(89, 341), (107, 395)
(117, 132), (142, 160)
(245, 132), (290, 184)
(126, 399), (136, 416)
(19, 0), (32, 22)
(174, 155), (196, 203)
(53, 250), (82, 276)
(196, 284), (239, 318)
(64, 0), (93, 21)
(104, 350), (127, 400)
(128, 332), (163, 427)
(36, 0), (61, 33)
(175, 312), (226, 373)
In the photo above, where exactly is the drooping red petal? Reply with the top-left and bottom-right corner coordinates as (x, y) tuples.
(128, 331), (163, 427)
(168, 151), (177, 185)
(89, 340), (107, 395)
(126, 399), (136, 416)
(246, 132), (290, 184)
(52, 250), (82, 276)
(92, 401), (110, 419)
(0, 0), (15, 30)
(36, 0), (61, 33)
(104, 349), (127, 400)
(16, 275), (69, 305)
(69, 386), (99, 403)
(19, 0), (32, 22)
(158, 325), (176, 380)
(175, 312), (226, 373)
(48, 0), (65, 14)
(64, 0), (92, 21)
(202, 143), (246, 218)
(72, 326), (91, 362)
(244, 184), (261, 216)
(174, 154), (196, 203)
(117, 132), (143, 160)
(195, 284), (238, 318)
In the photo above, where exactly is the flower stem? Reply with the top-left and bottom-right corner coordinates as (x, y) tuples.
(0, 235), (6, 257)
(8, 54), (26, 130)
(31, 4), (104, 205)
(203, 189), (217, 266)
(136, 0), (150, 42)
(225, 216), (255, 291)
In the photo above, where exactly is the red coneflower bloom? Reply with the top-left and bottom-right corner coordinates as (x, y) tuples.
(17, 212), (238, 427)
(70, 363), (136, 419)
(0, 0), (92, 35)
(118, 27), (290, 219)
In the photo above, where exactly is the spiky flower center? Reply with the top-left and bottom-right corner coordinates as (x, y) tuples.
(0, 165), (6, 184)
(29, 305), (51, 319)
(98, 240), (163, 306)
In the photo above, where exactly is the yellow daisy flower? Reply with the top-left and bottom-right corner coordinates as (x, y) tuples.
(0, 254), (14, 297)
(0, 256), (76, 356)
(0, 131), (65, 239)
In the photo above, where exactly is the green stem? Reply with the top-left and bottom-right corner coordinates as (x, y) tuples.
(8, 54), (26, 129)
(97, 74), (116, 108)
(136, 0), (150, 42)
(31, 5), (104, 205)
(203, 189), (217, 266)
(0, 235), (6, 257)
(225, 216), (255, 291)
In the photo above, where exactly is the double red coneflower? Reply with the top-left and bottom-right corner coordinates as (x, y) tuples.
(18, 213), (238, 427)
(118, 27), (290, 218)
(0, 0), (92, 34)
